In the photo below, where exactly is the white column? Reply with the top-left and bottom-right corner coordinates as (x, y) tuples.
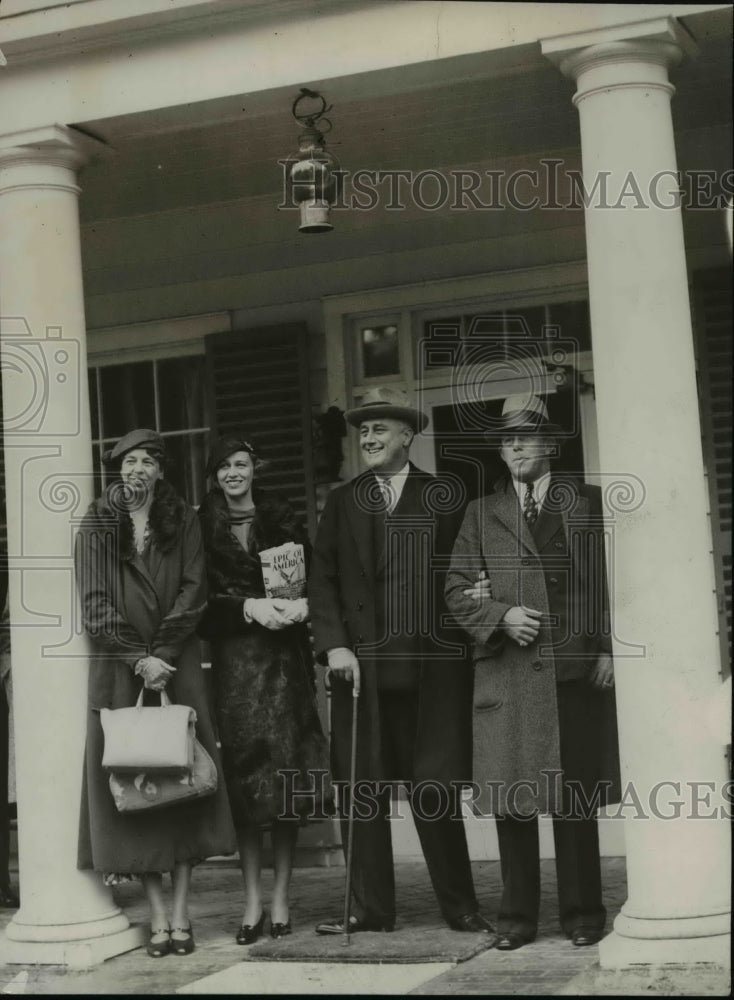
(543, 19), (730, 969)
(0, 126), (144, 966)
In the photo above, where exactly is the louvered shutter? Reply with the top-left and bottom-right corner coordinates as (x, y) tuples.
(204, 324), (316, 535)
(693, 267), (732, 678)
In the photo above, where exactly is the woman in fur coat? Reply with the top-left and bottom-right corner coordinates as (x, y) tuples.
(75, 428), (236, 958)
(198, 436), (329, 944)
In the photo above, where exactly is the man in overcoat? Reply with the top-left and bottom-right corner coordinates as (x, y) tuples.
(309, 386), (493, 935)
(445, 393), (620, 951)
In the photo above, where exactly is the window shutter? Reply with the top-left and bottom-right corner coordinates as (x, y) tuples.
(693, 267), (732, 678)
(204, 324), (316, 535)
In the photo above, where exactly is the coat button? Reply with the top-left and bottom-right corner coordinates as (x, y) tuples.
(357, 602), (364, 611)
(532, 661), (543, 671)
(360, 570), (366, 577)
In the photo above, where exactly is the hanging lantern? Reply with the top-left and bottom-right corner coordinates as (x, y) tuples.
(288, 89), (338, 233)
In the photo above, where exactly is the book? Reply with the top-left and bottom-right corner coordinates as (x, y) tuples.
(259, 542), (307, 600)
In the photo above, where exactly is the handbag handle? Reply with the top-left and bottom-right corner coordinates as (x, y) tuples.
(135, 688), (173, 709)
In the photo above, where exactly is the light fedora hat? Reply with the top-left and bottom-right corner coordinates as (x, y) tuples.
(497, 393), (562, 435)
(345, 386), (429, 433)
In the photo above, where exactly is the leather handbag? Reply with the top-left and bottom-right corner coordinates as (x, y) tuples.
(100, 689), (196, 775)
(108, 738), (218, 813)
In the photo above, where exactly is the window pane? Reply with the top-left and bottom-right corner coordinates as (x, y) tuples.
(157, 356), (207, 432)
(163, 432), (209, 507)
(509, 306), (546, 339)
(100, 362), (155, 439)
(551, 301), (591, 353)
(360, 324), (400, 378)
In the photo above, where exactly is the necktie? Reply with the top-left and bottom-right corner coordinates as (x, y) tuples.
(377, 478), (395, 514)
(523, 481), (538, 526)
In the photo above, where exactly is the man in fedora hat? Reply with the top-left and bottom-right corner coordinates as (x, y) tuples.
(309, 386), (493, 936)
(445, 393), (620, 950)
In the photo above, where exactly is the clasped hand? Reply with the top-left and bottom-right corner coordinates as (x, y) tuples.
(245, 596), (309, 629)
(136, 655), (176, 690)
(464, 573), (541, 648)
(502, 606), (542, 647)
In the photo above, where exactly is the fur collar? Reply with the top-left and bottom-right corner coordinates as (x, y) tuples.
(88, 478), (187, 560)
(198, 487), (309, 596)
(198, 487), (307, 558)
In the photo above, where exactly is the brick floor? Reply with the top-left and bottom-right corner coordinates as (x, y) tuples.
(0, 858), (730, 995)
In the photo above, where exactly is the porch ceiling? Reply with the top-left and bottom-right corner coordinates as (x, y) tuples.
(75, 9), (731, 224)
(70, 9), (731, 327)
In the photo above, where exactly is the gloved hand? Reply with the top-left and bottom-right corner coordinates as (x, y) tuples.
(279, 598), (309, 624)
(325, 647), (361, 694)
(135, 655), (176, 690)
(244, 597), (292, 630)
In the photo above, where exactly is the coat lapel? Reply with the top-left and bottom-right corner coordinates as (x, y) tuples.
(129, 547), (161, 591)
(491, 479), (538, 555)
(374, 465), (424, 575)
(344, 473), (378, 579)
(532, 506), (564, 553)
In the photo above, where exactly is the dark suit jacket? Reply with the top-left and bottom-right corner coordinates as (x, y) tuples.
(445, 475), (620, 815)
(309, 463), (472, 786)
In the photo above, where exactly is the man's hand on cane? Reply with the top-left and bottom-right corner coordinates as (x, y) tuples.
(325, 647), (361, 695)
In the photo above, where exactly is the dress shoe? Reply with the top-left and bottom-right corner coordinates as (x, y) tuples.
(270, 918), (292, 939)
(237, 911), (266, 945)
(315, 914), (394, 935)
(571, 928), (602, 947)
(146, 927), (171, 958)
(170, 924), (195, 956)
(447, 912), (496, 935)
(0, 885), (20, 909)
(496, 931), (533, 951)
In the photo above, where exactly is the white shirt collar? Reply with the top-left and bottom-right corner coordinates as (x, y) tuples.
(511, 470), (551, 508)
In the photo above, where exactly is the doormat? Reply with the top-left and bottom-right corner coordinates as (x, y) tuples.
(246, 921), (494, 964)
(177, 960), (454, 995)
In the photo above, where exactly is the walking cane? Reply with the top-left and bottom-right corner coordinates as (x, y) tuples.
(341, 682), (359, 946)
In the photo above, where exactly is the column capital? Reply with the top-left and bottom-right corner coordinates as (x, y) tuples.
(0, 124), (109, 188)
(541, 15), (697, 82)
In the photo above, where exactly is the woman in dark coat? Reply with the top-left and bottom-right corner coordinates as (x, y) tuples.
(75, 429), (236, 958)
(198, 436), (329, 944)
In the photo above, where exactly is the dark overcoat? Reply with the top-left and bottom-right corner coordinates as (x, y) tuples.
(75, 480), (236, 873)
(308, 464), (472, 787)
(445, 476), (621, 816)
(197, 488), (330, 827)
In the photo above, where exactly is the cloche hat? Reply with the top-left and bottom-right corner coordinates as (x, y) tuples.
(102, 428), (165, 466)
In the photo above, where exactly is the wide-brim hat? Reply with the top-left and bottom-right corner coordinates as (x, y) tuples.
(205, 435), (260, 478)
(345, 387), (428, 433)
(102, 428), (165, 466)
(492, 393), (562, 436)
